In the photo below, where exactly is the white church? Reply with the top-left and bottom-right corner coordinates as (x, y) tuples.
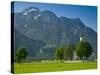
(73, 33), (84, 60)
(73, 33), (96, 61)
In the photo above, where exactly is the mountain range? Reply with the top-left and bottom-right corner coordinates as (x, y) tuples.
(13, 7), (97, 58)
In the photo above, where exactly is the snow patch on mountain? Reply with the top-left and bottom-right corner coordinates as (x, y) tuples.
(28, 8), (38, 12)
(24, 24), (28, 28)
(23, 12), (27, 15)
(34, 14), (41, 20)
(23, 8), (39, 15)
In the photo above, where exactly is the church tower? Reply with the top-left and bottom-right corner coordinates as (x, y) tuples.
(80, 33), (84, 41)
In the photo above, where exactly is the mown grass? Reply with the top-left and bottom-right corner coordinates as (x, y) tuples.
(14, 62), (97, 74)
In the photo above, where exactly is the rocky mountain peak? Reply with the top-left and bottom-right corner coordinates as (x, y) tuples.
(14, 7), (97, 57)
(22, 7), (40, 15)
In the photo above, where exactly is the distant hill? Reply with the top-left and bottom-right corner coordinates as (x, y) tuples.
(13, 7), (97, 58)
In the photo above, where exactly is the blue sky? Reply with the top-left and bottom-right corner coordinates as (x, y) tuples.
(12, 1), (97, 31)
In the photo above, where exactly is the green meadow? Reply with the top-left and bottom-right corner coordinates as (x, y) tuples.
(14, 62), (97, 74)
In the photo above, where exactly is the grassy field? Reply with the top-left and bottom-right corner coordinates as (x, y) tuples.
(14, 62), (97, 74)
